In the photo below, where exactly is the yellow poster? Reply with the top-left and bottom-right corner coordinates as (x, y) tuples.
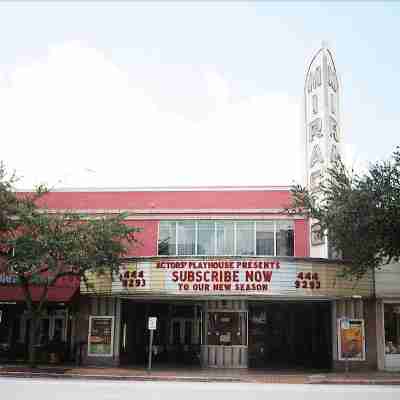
(338, 319), (365, 361)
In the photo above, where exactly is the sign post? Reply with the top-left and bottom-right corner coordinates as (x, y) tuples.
(341, 318), (350, 374)
(147, 317), (157, 371)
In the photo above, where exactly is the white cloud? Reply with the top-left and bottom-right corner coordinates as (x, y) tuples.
(0, 41), (302, 189)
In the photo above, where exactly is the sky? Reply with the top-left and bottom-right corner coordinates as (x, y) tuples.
(0, 1), (399, 189)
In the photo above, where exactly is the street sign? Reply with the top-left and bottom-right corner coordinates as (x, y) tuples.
(147, 317), (157, 371)
(148, 316), (157, 330)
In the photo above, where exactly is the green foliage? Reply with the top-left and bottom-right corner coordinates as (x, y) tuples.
(0, 163), (141, 365)
(1, 166), (140, 328)
(289, 148), (400, 278)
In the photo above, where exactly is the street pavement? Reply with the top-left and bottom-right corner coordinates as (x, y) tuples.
(2, 378), (400, 400)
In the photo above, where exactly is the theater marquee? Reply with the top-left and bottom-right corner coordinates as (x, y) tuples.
(82, 258), (373, 299)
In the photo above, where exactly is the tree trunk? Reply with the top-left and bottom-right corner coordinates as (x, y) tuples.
(28, 315), (38, 368)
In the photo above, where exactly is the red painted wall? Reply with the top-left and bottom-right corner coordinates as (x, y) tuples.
(294, 219), (309, 257)
(20, 189), (310, 257)
(34, 190), (292, 211)
(125, 220), (158, 257)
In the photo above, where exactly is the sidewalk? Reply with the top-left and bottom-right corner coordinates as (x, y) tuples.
(1, 364), (400, 385)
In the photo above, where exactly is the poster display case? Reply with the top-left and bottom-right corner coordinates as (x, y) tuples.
(88, 316), (114, 357)
(337, 318), (365, 361)
(207, 311), (247, 346)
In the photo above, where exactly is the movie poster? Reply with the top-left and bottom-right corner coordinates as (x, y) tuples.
(338, 318), (365, 361)
(88, 316), (114, 356)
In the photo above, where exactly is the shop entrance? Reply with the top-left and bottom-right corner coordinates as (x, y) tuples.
(119, 301), (202, 367)
(248, 302), (332, 369)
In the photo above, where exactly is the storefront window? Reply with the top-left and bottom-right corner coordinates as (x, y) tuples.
(385, 304), (400, 354)
(53, 318), (64, 341)
(38, 318), (50, 345)
(0, 307), (22, 358)
(0, 309), (11, 346)
(23, 312), (67, 346)
(207, 312), (247, 346)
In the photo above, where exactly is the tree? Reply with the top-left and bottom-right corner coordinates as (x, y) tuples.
(289, 148), (400, 278)
(0, 162), (140, 366)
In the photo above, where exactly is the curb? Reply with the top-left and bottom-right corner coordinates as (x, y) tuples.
(308, 379), (400, 385)
(0, 371), (242, 383)
(2, 371), (400, 385)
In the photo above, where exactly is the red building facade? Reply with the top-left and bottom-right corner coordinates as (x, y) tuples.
(0, 186), (376, 370)
(36, 187), (309, 259)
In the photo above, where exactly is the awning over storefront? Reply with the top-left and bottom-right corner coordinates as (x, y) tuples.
(0, 285), (79, 302)
(0, 275), (80, 303)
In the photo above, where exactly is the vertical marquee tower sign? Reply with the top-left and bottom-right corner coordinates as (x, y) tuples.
(304, 43), (342, 258)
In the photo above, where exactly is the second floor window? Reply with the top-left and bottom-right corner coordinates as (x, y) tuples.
(158, 220), (294, 257)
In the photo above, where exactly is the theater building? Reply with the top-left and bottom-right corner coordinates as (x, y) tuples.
(26, 186), (374, 370)
(0, 44), (383, 370)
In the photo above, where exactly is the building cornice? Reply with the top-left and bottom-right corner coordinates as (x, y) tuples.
(42, 208), (304, 220)
(17, 185), (291, 193)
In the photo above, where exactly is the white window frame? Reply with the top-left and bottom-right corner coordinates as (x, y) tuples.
(254, 222), (257, 255)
